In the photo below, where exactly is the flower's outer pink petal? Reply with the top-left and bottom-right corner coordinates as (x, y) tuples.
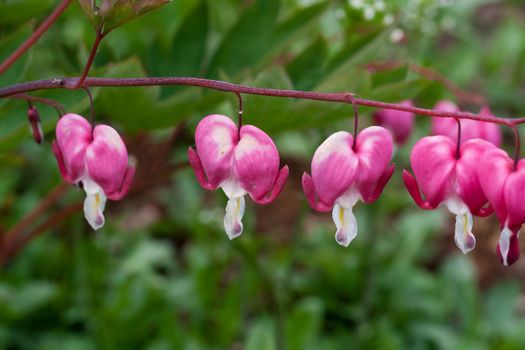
(373, 100), (414, 144)
(479, 148), (513, 223)
(479, 106), (502, 147)
(354, 126), (393, 201)
(402, 170), (436, 210)
(253, 165), (289, 205)
(361, 163), (395, 203)
(234, 125), (281, 201)
(311, 132), (359, 207)
(52, 140), (73, 183)
(106, 165), (135, 200)
(302, 172), (332, 212)
(497, 225), (520, 266)
(188, 147), (215, 190)
(504, 160), (525, 228)
(85, 125), (130, 198)
(431, 101), (459, 140)
(195, 115), (237, 188)
(54, 113), (92, 182)
(409, 135), (455, 207)
(455, 139), (495, 213)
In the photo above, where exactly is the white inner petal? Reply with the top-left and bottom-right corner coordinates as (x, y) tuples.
(82, 177), (107, 230)
(445, 197), (476, 254)
(331, 189), (361, 247)
(499, 225), (512, 266)
(221, 179), (247, 199)
(224, 196), (245, 240)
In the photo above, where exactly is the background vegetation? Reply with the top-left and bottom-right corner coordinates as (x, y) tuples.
(1, 0), (525, 349)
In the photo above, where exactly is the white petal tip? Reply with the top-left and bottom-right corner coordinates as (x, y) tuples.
(335, 230), (353, 247)
(456, 234), (476, 254)
(332, 204), (358, 248)
(226, 224), (243, 240)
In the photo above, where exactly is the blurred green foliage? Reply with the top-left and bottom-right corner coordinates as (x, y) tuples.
(1, 0), (525, 349)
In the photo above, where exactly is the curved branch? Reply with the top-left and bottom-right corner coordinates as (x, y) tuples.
(0, 76), (519, 126)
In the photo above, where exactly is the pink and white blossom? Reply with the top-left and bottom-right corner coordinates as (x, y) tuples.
(403, 136), (495, 254)
(188, 114), (289, 239)
(479, 148), (525, 266)
(302, 127), (395, 247)
(52, 114), (135, 230)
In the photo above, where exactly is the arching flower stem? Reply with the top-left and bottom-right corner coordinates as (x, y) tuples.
(455, 118), (461, 159)
(512, 125), (521, 169)
(1, 77), (525, 128)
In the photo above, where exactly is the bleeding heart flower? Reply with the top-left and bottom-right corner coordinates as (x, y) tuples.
(479, 148), (525, 266)
(302, 127), (395, 247)
(431, 101), (502, 147)
(52, 113), (135, 230)
(373, 100), (415, 144)
(187, 114), (289, 240)
(403, 136), (495, 254)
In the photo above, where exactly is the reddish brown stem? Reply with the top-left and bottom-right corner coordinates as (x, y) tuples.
(513, 125), (521, 168)
(0, 0), (72, 75)
(72, 27), (105, 89)
(455, 118), (461, 159)
(347, 94), (359, 150)
(0, 76), (520, 126)
(10, 93), (65, 115)
(235, 92), (243, 138)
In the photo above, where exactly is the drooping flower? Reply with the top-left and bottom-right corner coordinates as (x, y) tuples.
(187, 114), (289, 239)
(302, 127), (395, 247)
(52, 113), (135, 230)
(403, 136), (495, 254)
(479, 148), (525, 266)
(431, 101), (501, 147)
(373, 100), (415, 144)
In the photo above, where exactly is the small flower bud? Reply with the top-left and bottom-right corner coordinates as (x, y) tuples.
(27, 105), (43, 144)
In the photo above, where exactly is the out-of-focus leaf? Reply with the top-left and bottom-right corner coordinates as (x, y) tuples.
(245, 318), (276, 350)
(485, 282), (520, 335)
(0, 0), (54, 26)
(119, 240), (173, 276)
(0, 23), (33, 87)
(286, 298), (324, 350)
(286, 37), (328, 91)
(0, 281), (58, 318)
(149, 0), (208, 97)
(206, 0), (280, 78)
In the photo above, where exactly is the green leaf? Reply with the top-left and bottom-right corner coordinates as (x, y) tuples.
(286, 37), (328, 91)
(206, 0), (280, 78)
(148, 0), (208, 96)
(0, 281), (58, 318)
(0, 23), (33, 87)
(96, 57), (219, 130)
(286, 298), (324, 350)
(245, 318), (276, 350)
(103, 0), (172, 33)
(0, 0), (55, 27)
